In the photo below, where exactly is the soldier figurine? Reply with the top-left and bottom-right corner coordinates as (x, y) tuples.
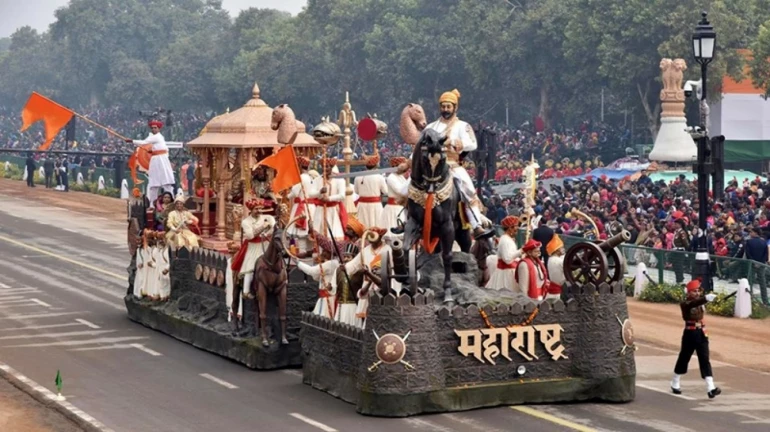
(670, 278), (721, 398)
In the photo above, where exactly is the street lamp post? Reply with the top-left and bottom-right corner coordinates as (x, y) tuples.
(692, 11), (717, 292)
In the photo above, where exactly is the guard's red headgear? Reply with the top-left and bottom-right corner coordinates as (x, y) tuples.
(522, 239), (541, 253)
(501, 215), (518, 229)
(390, 157), (406, 168)
(365, 154), (380, 168)
(686, 279), (702, 292)
(297, 156), (310, 169)
(148, 120), (163, 129)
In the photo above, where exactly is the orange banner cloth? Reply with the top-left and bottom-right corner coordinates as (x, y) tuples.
(20, 92), (74, 151)
(258, 145), (302, 192)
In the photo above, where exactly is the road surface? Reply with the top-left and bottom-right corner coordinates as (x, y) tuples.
(1, 195), (769, 432)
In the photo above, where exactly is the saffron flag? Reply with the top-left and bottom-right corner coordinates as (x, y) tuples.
(258, 145), (302, 192)
(20, 92), (74, 151)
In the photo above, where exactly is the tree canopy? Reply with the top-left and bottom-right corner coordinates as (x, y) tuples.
(1, 0), (769, 139)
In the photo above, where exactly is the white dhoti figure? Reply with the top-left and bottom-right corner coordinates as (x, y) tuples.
(128, 120), (175, 206)
(298, 259), (340, 319)
(310, 159), (346, 240)
(134, 246), (148, 298)
(379, 159), (408, 231)
(145, 245), (160, 299)
(545, 236), (565, 299)
(157, 245), (171, 300)
(486, 216), (521, 291)
(354, 156), (387, 229)
(287, 158), (315, 252)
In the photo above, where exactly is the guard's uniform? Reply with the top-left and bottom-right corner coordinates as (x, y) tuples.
(671, 279), (721, 398)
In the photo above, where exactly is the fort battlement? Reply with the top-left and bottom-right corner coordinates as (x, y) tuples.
(301, 281), (635, 416)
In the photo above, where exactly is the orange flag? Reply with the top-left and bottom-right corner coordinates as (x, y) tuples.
(258, 145), (302, 192)
(20, 92), (74, 151)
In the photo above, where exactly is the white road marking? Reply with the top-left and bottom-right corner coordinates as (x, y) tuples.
(0, 361), (114, 431)
(129, 343), (162, 356)
(0, 288), (40, 294)
(5, 336), (148, 348)
(0, 282), (10, 288)
(75, 318), (101, 329)
(200, 373), (239, 389)
(0, 303), (45, 309)
(0, 296), (27, 302)
(69, 344), (137, 352)
(736, 412), (770, 424)
(404, 418), (459, 432)
(636, 383), (697, 401)
(0, 322), (83, 332)
(441, 413), (507, 432)
(0, 330), (114, 340)
(289, 413), (338, 432)
(282, 369), (303, 378)
(0, 311), (85, 320)
(0, 298), (33, 305)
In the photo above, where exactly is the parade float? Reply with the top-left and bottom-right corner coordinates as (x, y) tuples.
(124, 84), (325, 369)
(122, 88), (635, 415)
(299, 103), (636, 416)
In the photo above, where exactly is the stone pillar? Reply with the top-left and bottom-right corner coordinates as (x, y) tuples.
(649, 58), (698, 162)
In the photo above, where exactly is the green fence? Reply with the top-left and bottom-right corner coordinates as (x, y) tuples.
(550, 233), (769, 305)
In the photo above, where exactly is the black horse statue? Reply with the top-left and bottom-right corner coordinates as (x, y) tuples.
(399, 128), (472, 304)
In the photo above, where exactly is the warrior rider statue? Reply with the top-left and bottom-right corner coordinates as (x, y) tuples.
(397, 89), (493, 239)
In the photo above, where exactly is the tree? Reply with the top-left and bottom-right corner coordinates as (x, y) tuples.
(749, 20), (770, 98)
(0, 27), (61, 108)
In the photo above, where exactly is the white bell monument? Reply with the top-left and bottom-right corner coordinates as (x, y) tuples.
(648, 58), (698, 162)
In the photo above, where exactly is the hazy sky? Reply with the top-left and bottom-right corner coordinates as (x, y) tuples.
(0, 0), (307, 38)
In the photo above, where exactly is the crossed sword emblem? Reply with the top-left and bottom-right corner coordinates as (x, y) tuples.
(368, 329), (415, 372)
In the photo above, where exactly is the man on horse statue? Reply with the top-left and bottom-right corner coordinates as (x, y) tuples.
(398, 89), (493, 239)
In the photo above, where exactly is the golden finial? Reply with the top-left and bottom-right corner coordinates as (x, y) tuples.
(252, 82), (260, 99)
(345, 91), (350, 104)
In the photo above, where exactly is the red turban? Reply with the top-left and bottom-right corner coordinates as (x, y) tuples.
(148, 120), (163, 129)
(390, 157), (406, 168)
(321, 158), (337, 167)
(369, 227), (387, 238)
(365, 155), (380, 168)
(297, 156), (310, 169)
(522, 239), (541, 252)
(501, 215), (518, 228)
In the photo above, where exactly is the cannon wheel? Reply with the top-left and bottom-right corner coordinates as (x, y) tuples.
(606, 247), (625, 284)
(380, 250), (392, 294)
(408, 249), (418, 294)
(564, 242), (609, 285)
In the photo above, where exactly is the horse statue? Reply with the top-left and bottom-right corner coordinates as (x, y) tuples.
(232, 226), (289, 347)
(399, 128), (472, 304)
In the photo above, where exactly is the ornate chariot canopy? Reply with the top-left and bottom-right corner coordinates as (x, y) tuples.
(187, 83), (319, 150)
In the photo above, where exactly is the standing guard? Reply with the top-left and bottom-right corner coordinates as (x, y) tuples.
(335, 242), (363, 327)
(379, 156), (408, 232)
(126, 120), (175, 206)
(354, 155), (388, 229)
(486, 215), (521, 291)
(296, 236), (341, 319)
(671, 278), (721, 398)
(515, 239), (550, 301)
(545, 235), (565, 299)
(310, 158), (347, 240)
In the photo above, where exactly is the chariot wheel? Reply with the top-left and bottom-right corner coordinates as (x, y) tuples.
(606, 247), (626, 284)
(408, 249), (418, 294)
(564, 242), (609, 285)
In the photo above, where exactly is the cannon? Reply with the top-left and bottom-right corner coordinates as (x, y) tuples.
(564, 230), (631, 285)
(381, 236), (419, 295)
